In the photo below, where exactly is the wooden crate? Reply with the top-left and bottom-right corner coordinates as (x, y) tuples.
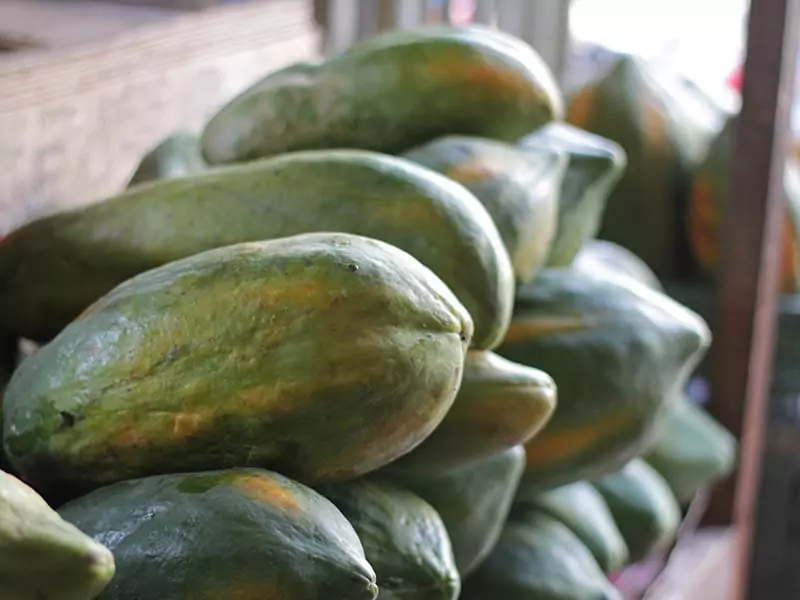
(0, 0), (320, 235)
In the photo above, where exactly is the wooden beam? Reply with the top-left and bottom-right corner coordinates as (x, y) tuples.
(704, 0), (799, 596)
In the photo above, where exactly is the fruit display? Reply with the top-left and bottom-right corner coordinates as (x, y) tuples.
(2, 24), (740, 600)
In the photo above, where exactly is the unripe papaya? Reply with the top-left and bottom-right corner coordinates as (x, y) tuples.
(127, 130), (207, 187)
(58, 468), (378, 600)
(501, 269), (710, 495)
(0, 470), (115, 600)
(201, 25), (563, 164)
(403, 135), (566, 284)
(3, 233), (472, 499)
(573, 240), (664, 292)
(390, 350), (556, 473)
(0, 149), (512, 349)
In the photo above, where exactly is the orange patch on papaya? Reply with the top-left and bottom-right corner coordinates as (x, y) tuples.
(779, 212), (798, 292)
(171, 412), (210, 440)
(447, 158), (494, 183)
(640, 97), (668, 156)
(524, 406), (639, 466)
(235, 475), (300, 512)
(566, 88), (595, 129)
(424, 54), (527, 96)
(687, 176), (719, 271)
(503, 315), (599, 344)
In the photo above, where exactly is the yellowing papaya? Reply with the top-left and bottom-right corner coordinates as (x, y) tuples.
(58, 468), (378, 600)
(394, 446), (525, 576)
(687, 116), (800, 292)
(389, 350), (556, 473)
(0, 149), (512, 349)
(0, 470), (115, 600)
(127, 131), (207, 187)
(201, 25), (563, 164)
(644, 396), (737, 504)
(403, 136), (566, 283)
(3, 233), (472, 499)
(515, 481), (629, 574)
(566, 55), (707, 277)
(461, 509), (622, 600)
(573, 240), (664, 292)
(500, 269), (710, 494)
(518, 122), (627, 267)
(319, 479), (460, 600)
(593, 459), (682, 564)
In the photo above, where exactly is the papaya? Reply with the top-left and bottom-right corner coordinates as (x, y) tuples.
(644, 396), (737, 504)
(573, 240), (664, 292)
(389, 350), (556, 473)
(319, 479), (460, 600)
(394, 446), (525, 576)
(593, 459), (682, 564)
(403, 135), (566, 283)
(201, 25), (563, 164)
(461, 509), (622, 600)
(500, 269), (711, 494)
(3, 233), (472, 500)
(518, 122), (626, 267)
(0, 334), (17, 475)
(687, 116), (800, 292)
(58, 468), (378, 600)
(516, 481), (628, 574)
(0, 149), (511, 348)
(0, 469), (115, 600)
(127, 130), (207, 187)
(566, 54), (710, 277)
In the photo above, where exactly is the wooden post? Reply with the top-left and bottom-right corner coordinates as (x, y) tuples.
(703, 0), (799, 596)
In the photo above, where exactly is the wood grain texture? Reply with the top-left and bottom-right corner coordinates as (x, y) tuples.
(1, 0), (320, 234)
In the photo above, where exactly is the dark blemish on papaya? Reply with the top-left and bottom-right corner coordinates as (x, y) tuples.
(59, 411), (76, 429)
(348, 264), (359, 273)
(459, 331), (468, 342)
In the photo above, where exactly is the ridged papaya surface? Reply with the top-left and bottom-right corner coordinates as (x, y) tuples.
(515, 481), (628, 574)
(461, 509), (622, 600)
(201, 26), (563, 164)
(644, 396), (737, 504)
(127, 131), (207, 187)
(319, 479), (460, 600)
(390, 350), (556, 473)
(3, 233), (472, 499)
(519, 122), (626, 267)
(403, 135), (566, 283)
(566, 55), (705, 277)
(0, 149), (512, 349)
(394, 446), (525, 576)
(593, 459), (682, 564)
(687, 116), (800, 292)
(573, 240), (664, 292)
(58, 468), (378, 600)
(500, 269), (710, 494)
(0, 470), (115, 600)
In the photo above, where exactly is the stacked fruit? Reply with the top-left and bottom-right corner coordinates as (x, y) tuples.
(0, 26), (736, 600)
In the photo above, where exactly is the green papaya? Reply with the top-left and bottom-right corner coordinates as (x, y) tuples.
(461, 510), (622, 600)
(516, 481), (628, 573)
(644, 396), (737, 504)
(0, 470), (115, 600)
(518, 122), (626, 267)
(3, 233), (472, 500)
(201, 25), (563, 164)
(58, 468), (378, 600)
(0, 149), (511, 348)
(127, 131), (207, 187)
(567, 54), (706, 277)
(403, 135), (566, 283)
(319, 479), (460, 600)
(594, 459), (682, 563)
(390, 350), (556, 473)
(573, 240), (664, 291)
(500, 269), (710, 494)
(394, 446), (525, 576)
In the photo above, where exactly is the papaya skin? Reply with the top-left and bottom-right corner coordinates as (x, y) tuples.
(500, 269), (711, 495)
(3, 233), (472, 500)
(403, 135), (566, 284)
(0, 149), (512, 349)
(319, 479), (460, 600)
(0, 470), (115, 600)
(389, 351), (556, 473)
(201, 26), (563, 164)
(58, 468), (378, 600)
(127, 130), (207, 187)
